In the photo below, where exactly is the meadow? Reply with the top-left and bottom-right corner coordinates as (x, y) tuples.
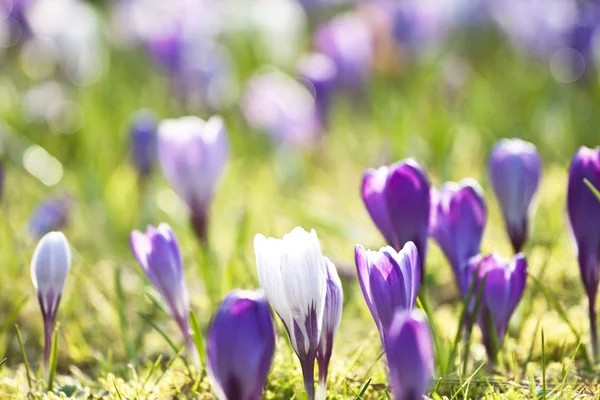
(0, 0), (600, 398)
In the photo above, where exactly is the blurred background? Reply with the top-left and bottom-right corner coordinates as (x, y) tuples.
(0, 0), (599, 396)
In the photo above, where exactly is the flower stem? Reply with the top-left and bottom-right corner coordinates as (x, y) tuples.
(300, 359), (315, 400)
(589, 297), (598, 361)
(43, 318), (54, 373)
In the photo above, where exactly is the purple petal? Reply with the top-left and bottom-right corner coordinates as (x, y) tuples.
(207, 290), (275, 400)
(567, 146), (600, 302)
(384, 309), (434, 400)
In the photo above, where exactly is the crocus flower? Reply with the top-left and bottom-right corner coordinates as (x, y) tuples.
(130, 109), (157, 179)
(430, 178), (487, 295)
(466, 252), (527, 363)
(489, 138), (542, 253)
(130, 223), (198, 366)
(567, 146), (600, 357)
(254, 227), (327, 400)
(207, 290), (275, 400)
(361, 159), (431, 272)
(384, 309), (434, 400)
(314, 12), (373, 96)
(316, 258), (343, 400)
(29, 194), (73, 239)
(158, 116), (228, 245)
(241, 68), (323, 148)
(296, 52), (337, 128)
(31, 231), (71, 370)
(355, 242), (420, 341)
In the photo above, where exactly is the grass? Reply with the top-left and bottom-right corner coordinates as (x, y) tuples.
(0, 11), (599, 399)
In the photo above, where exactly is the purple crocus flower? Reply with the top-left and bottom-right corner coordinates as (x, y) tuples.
(467, 252), (527, 363)
(29, 194), (73, 239)
(430, 178), (487, 295)
(130, 223), (198, 366)
(254, 227), (327, 400)
(314, 12), (373, 96)
(130, 109), (157, 179)
(296, 52), (337, 128)
(30, 231), (71, 370)
(567, 146), (600, 357)
(157, 116), (229, 245)
(355, 241), (420, 341)
(207, 290), (275, 400)
(489, 139), (542, 253)
(316, 258), (343, 399)
(384, 309), (434, 400)
(361, 159), (431, 272)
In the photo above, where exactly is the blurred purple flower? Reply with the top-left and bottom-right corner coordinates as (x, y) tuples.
(157, 115), (228, 244)
(207, 290), (275, 400)
(242, 69), (323, 148)
(567, 146), (600, 357)
(130, 223), (198, 366)
(29, 193), (73, 239)
(384, 309), (434, 400)
(30, 231), (71, 369)
(316, 258), (343, 399)
(489, 138), (541, 253)
(254, 227), (327, 400)
(296, 52), (337, 128)
(467, 252), (527, 362)
(361, 159), (431, 271)
(430, 178), (487, 295)
(355, 242), (420, 341)
(314, 12), (373, 95)
(130, 109), (157, 179)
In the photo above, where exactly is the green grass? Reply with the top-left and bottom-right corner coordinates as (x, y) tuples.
(0, 24), (599, 399)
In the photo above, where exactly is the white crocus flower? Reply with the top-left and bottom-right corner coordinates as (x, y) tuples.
(254, 226), (327, 400)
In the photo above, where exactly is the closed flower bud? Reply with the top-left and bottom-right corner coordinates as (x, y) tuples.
(254, 227), (327, 400)
(29, 194), (73, 239)
(296, 52), (337, 129)
(466, 252), (527, 363)
(316, 258), (343, 399)
(157, 116), (229, 244)
(430, 178), (487, 295)
(355, 242), (420, 341)
(489, 139), (541, 253)
(207, 290), (275, 400)
(130, 109), (157, 179)
(130, 223), (198, 366)
(31, 231), (71, 369)
(567, 146), (600, 357)
(384, 309), (434, 400)
(361, 159), (431, 275)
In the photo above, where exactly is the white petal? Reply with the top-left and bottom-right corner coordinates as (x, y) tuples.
(254, 233), (290, 324)
(31, 231), (71, 298)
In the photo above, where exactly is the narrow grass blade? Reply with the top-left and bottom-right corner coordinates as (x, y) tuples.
(462, 274), (487, 376)
(584, 178), (600, 201)
(47, 324), (60, 391)
(143, 288), (169, 316)
(446, 273), (479, 374)
(189, 311), (205, 369)
(417, 295), (443, 369)
(0, 297), (28, 336)
(115, 266), (135, 362)
(355, 378), (372, 399)
(541, 329), (546, 400)
(154, 346), (185, 387)
(137, 312), (192, 376)
(113, 377), (124, 400)
(139, 355), (162, 396)
(522, 319), (540, 377)
(15, 325), (33, 390)
(530, 274), (592, 367)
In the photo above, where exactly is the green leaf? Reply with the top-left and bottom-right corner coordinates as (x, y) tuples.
(189, 311), (206, 369)
(47, 324), (60, 391)
(15, 325), (33, 390)
(446, 271), (479, 374)
(584, 178), (600, 202)
(137, 312), (192, 376)
(355, 378), (372, 399)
